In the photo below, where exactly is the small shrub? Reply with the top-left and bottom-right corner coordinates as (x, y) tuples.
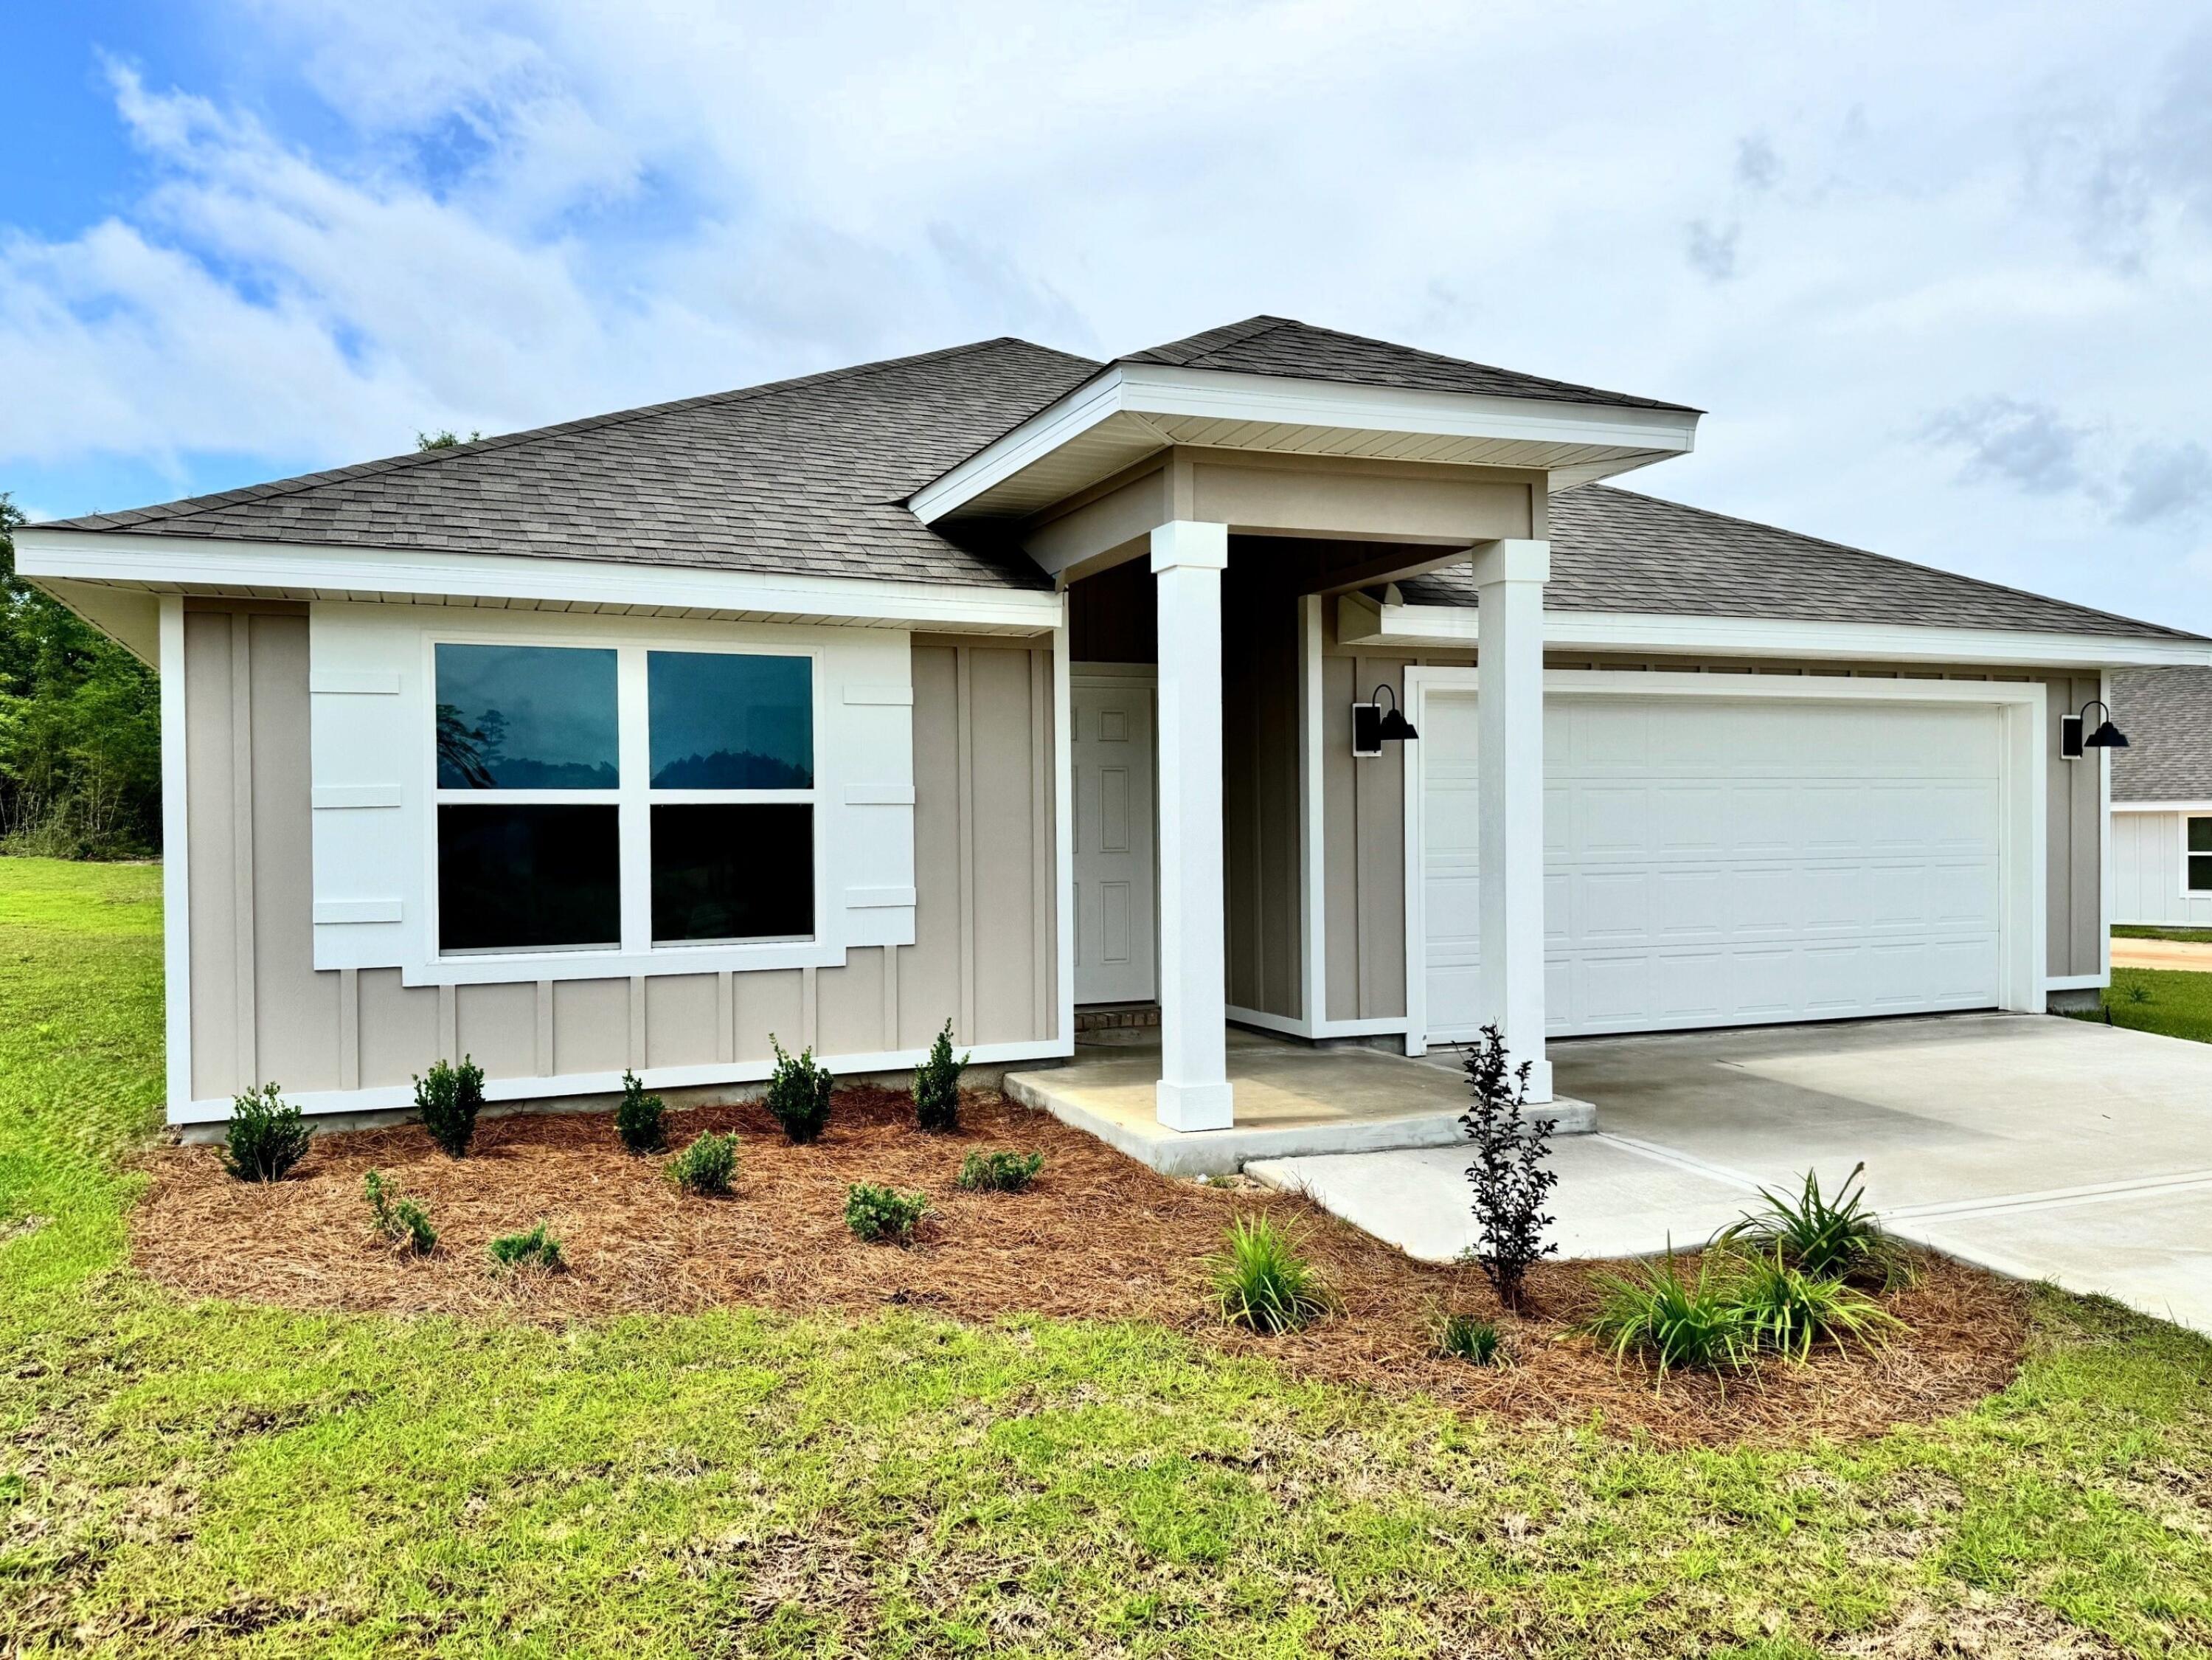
(766, 1035), (834, 1144)
(667, 1131), (739, 1197)
(1719, 1162), (1907, 1287)
(363, 1169), (437, 1255)
(614, 1069), (667, 1155)
(1729, 1249), (1903, 1361)
(956, 1149), (1043, 1192)
(845, 1183), (929, 1245)
(1431, 1310), (1508, 1366)
(913, 1020), (970, 1133)
(221, 1082), (311, 1183)
(1207, 1214), (1338, 1335)
(1586, 1249), (1750, 1378)
(488, 1222), (563, 1270)
(1459, 1023), (1558, 1313)
(415, 1056), (486, 1158)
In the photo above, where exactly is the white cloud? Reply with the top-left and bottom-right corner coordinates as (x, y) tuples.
(1, 0), (2210, 629)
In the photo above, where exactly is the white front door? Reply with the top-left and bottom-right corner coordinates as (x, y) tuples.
(1072, 676), (1157, 1004)
(1421, 689), (2006, 1042)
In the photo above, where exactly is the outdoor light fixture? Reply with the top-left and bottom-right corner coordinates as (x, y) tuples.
(2059, 699), (2129, 761)
(1351, 685), (1418, 758)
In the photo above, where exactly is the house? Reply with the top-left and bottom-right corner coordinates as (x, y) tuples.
(2110, 666), (2212, 926)
(17, 315), (2210, 1137)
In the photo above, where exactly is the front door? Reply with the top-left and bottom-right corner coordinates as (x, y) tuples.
(1072, 675), (1157, 1004)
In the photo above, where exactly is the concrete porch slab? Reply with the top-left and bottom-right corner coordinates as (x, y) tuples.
(1005, 1028), (1593, 1177)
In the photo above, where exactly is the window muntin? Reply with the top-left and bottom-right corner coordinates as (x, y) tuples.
(648, 651), (812, 788)
(435, 643), (618, 789)
(431, 640), (818, 958)
(2188, 817), (2212, 893)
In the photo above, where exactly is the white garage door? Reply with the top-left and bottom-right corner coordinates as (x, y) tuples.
(1421, 691), (2006, 1042)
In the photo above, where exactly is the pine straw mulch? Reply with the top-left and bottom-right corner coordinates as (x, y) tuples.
(134, 1087), (2031, 1448)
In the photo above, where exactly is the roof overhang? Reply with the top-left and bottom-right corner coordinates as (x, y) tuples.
(1338, 591), (2212, 671)
(13, 528), (1065, 637)
(910, 361), (1700, 526)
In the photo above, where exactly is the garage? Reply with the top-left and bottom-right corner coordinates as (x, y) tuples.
(1413, 675), (2028, 1044)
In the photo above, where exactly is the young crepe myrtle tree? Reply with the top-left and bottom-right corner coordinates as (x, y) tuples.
(1460, 1023), (1558, 1313)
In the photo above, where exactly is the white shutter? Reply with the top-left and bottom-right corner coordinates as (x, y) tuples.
(309, 604), (426, 970)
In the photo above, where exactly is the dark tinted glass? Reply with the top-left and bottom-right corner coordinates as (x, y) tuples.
(439, 804), (620, 951)
(648, 651), (812, 789)
(2191, 817), (2212, 854)
(2192, 855), (2212, 893)
(436, 643), (619, 789)
(651, 804), (814, 941)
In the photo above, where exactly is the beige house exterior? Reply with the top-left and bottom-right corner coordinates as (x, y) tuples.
(18, 317), (2208, 1131)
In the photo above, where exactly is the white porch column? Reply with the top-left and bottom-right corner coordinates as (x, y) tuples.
(1151, 520), (1234, 1131)
(1473, 538), (1553, 1103)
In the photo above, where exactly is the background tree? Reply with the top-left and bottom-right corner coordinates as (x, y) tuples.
(0, 494), (162, 857)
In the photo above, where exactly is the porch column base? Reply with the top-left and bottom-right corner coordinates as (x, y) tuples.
(1154, 1078), (1235, 1132)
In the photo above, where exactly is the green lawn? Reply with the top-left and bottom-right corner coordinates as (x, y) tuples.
(2083, 967), (2212, 1045)
(3, 860), (2211, 1656)
(2114, 925), (2212, 945)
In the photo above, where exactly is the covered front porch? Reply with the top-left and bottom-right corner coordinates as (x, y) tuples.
(1004, 1025), (1595, 1178)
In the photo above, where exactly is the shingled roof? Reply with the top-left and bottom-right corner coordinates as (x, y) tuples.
(1123, 316), (1697, 413)
(35, 337), (1099, 590)
(2112, 668), (2212, 801)
(1401, 484), (2200, 642)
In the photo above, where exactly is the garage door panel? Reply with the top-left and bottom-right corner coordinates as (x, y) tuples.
(1424, 690), (2005, 1040)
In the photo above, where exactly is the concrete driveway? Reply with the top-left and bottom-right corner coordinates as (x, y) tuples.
(1249, 1014), (2212, 1335)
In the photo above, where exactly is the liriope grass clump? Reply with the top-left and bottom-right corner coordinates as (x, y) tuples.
(955, 1150), (1043, 1193)
(1208, 1214), (1339, 1335)
(488, 1222), (564, 1271)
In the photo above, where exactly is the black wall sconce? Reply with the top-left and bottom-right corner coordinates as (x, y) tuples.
(1351, 685), (1418, 758)
(2059, 699), (2128, 760)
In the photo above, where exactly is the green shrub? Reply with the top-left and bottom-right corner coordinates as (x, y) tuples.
(913, 1019), (969, 1133)
(415, 1056), (485, 1158)
(1586, 1249), (1750, 1378)
(488, 1222), (563, 1270)
(955, 1149), (1044, 1193)
(221, 1082), (311, 1183)
(1431, 1310), (1507, 1365)
(765, 1035), (833, 1144)
(667, 1131), (739, 1197)
(614, 1069), (667, 1155)
(1729, 1248), (1902, 1361)
(845, 1183), (929, 1245)
(1719, 1162), (1907, 1287)
(363, 1169), (437, 1255)
(1207, 1214), (1338, 1335)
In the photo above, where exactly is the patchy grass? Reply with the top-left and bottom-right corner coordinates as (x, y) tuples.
(2112, 924), (2212, 944)
(2072, 966), (2212, 1044)
(4, 857), (2212, 1656)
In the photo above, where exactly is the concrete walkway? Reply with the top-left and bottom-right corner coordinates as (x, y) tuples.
(1252, 1014), (2212, 1335)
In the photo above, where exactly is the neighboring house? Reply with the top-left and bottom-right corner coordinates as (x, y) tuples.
(2111, 666), (2212, 926)
(16, 315), (2210, 1131)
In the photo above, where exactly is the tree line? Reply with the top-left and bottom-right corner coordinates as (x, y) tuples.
(0, 494), (162, 858)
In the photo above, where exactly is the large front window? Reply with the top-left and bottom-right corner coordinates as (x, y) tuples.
(434, 641), (816, 955)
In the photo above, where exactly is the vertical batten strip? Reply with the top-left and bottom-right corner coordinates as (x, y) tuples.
(880, 945), (898, 1049)
(954, 646), (978, 1042)
(628, 976), (648, 1068)
(229, 615), (259, 1085)
(535, 980), (555, 1076)
(338, 969), (361, 1091)
(717, 971), (735, 1064)
(158, 597), (193, 1115)
(437, 984), (457, 1062)
(1028, 646), (1051, 1038)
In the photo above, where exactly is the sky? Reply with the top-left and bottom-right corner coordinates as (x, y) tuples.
(4, 1), (2211, 632)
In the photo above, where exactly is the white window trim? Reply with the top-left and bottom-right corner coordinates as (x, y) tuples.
(419, 626), (842, 983)
(2180, 814), (2212, 900)
(1398, 668), (2053, 1053)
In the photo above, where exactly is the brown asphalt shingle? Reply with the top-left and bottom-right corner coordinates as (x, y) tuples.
(2112, 668), (2212, 800)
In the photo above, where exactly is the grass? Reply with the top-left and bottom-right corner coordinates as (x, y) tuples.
(2072, 965), (2212, 1044)
(2, 856), (2211, 1655)
(2112, 924), (2212, 944)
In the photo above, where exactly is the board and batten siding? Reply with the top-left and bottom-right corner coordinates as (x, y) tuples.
(179, 603), (1057, 1110)
(1319, 621), (2109, 1025)
(2113, 809), (2212, 927)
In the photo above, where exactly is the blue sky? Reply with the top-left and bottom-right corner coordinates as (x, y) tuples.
(6, 1), (2212, 632)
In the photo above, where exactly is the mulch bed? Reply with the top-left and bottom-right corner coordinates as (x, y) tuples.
(134, 1087), (2031, 1448)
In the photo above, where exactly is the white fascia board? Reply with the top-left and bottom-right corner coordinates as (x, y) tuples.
(2112, 800), (2212, 813)
(12, 528), (1064, 634)
(1340, 596), (2212, 671)
(908, 362), (1701, 525)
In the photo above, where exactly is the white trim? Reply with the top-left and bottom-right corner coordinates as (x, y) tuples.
(2178, 811), (2212, 901)
(911, 363), (1699, 523)
(2113, 799), (2212, 813)
(168, 1034), (1069, 1125)
(15, 529), (1063, 634)
(312, 785), (401, 810)
(843, 784), (915, 806)
(1053, 615), (1076, 1052)
(159, 596), (193, 1115)
(843, 684), (914, 705)
(314, 899), (403, 924)
(2045, 972), (2111, 992)
(1403, 669), (2052, 1049)
(310, 671), (400, 696)
(1227, 1004), (1308, 1037)
(1337, 593), (2212, 671)
(2098, 669), (2113, 986)
(844, 886), (916, 909)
